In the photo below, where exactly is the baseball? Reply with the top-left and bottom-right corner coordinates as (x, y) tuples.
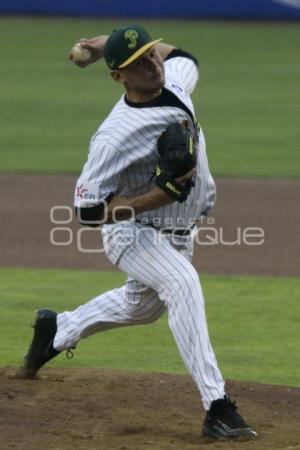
(71, 43), (91, 62)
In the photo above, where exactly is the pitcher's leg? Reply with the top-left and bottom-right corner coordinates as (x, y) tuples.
(54, 283), (165, 351)
(118, 230), (225, 410)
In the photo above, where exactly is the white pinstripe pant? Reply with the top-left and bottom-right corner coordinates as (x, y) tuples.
(54, 224), (225, 410)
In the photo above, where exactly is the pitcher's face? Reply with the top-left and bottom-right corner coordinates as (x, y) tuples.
(117, 46), (165, 94)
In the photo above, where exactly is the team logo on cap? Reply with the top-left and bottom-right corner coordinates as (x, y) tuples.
(124, 30), (139, 49)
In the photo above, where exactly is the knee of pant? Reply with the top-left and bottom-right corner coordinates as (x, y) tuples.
(165, 266), (200, 297)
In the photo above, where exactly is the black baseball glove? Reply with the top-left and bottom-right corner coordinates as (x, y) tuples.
(155, 121), (197, 203)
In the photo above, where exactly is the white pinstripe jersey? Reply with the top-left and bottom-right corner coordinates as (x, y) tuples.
(74, 55), (216, 229)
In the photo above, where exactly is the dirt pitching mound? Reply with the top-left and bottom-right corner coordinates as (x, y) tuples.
(1, 368), (299, 450)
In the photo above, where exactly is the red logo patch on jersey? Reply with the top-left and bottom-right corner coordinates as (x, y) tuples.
(76, 184), (88, 198)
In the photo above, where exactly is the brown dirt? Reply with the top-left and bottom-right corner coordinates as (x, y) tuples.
(0, 174), (299, 276)
(1, 368), (300, 450)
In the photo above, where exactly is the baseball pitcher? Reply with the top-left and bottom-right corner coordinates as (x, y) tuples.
(21, 25), (257, 440)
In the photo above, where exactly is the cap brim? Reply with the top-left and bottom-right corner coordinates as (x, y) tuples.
(118, 39), (163, 69)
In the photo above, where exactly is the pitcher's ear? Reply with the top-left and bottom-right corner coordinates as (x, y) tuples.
(111, 70), (122, 83)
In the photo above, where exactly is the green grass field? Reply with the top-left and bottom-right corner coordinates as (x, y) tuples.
(0, 268), (299, 387)
(1, 18), (299, 177)
(0, 18), (298, 391)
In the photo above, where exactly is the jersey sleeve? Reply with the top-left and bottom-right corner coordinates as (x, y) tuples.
(74, 136), (126, 208)
(164, 50), (199, 95)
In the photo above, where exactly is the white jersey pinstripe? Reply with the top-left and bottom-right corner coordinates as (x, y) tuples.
(74, 56), (216, 230)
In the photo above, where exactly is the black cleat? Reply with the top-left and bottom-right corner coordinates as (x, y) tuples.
(202, 395), (257, 439)
(21, 309), (60, 379)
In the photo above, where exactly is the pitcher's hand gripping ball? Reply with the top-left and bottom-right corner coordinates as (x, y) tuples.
(70, 43), (91, 63)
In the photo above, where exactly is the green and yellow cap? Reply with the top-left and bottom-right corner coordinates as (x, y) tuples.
(104, 24), (162, 70)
